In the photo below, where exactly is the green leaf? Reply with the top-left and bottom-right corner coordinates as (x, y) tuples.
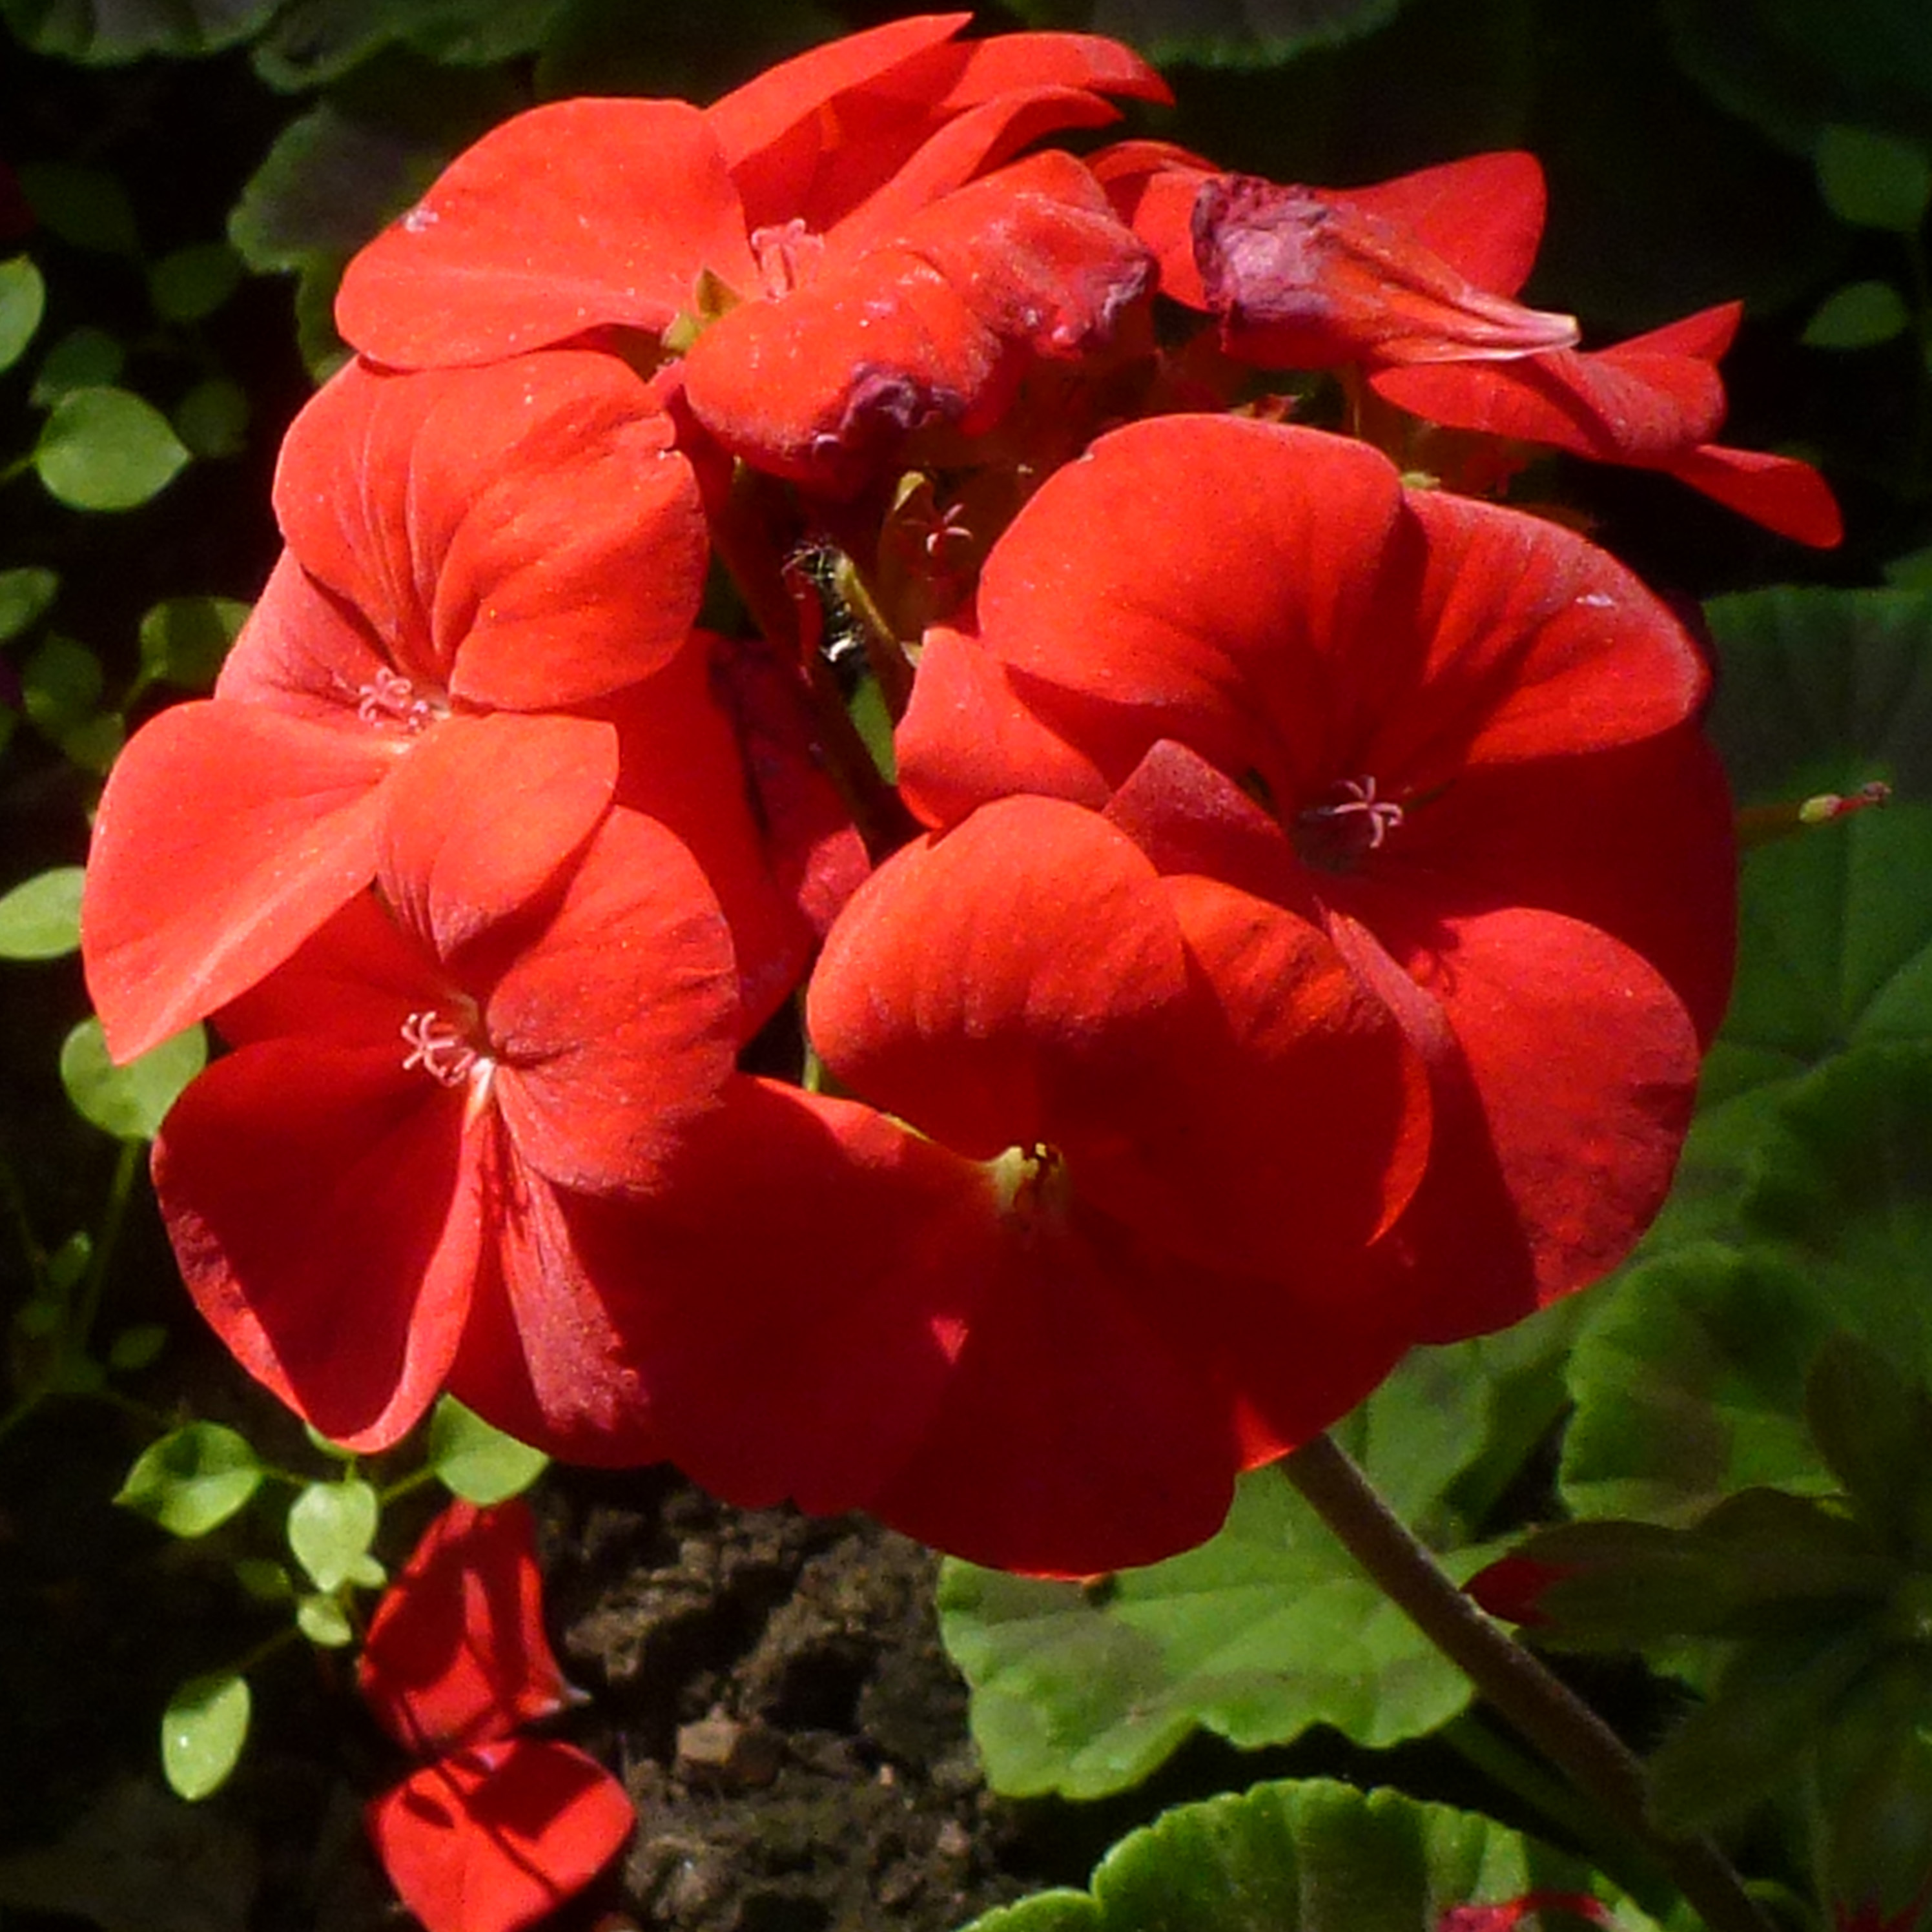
(1022, 0), (1413, 67)
(14, 163), (137, 254)
(1816, 125), (1932, 232)
(286, 1477), (379, 1592)
(233, 1557), (293, 1603)
(252, 0), (566, 91)
(0, 254), (46, 373)
(957, 1778), (1645, 1932)
(137, 596), (249, 691)
(21, 635), (102, 739)
(1803, 279), (1910, 349)
(30, 325), (125, 404)
(0, 567), (58, 645)
(161, 1672), (251, 1802)
(34, 386), (192, 511)
(117, 1422), (265, 1537)
(107, 1323), (167, 1372)
(147, 242), (243, 324)
(941, 1466), (1473, 1800)
(0, 866), (84, 960)
(427, 1395), (548, 1504)
(172, 378), (249, 459)
(296, 1594), (355, 1647)
(59, 1017), (207, 1141)
(1, 0), (280, 61)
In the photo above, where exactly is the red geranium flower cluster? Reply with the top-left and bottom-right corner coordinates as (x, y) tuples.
(358, 1499), (633, 1932)
(82, 15), (1814, 1576)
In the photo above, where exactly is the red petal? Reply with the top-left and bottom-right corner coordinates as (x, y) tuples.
(153, 1035), (486, 1449)
(484, 807), (739, 1196)
(358, 1500), (570, 1756)
(375, 712), (619, 963)
(1661, 442), (1844, 548)
(81, 697), (393, 1061)
(214, 546), (398, 721)
(366, 1740), (632, 1932)
(336, 99), (753, 366)
(274, 354), (708, 706)
(1339, 152), (1550, 296)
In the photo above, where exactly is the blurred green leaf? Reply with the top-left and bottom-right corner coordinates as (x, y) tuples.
(958, 1778), (1643, 1932)
(0, 254), (46, 373)
(1803, 279), (1910, 349)
(1816, 125), (1932, 232)
(427, 1395), (548, 1505)
(138, 596), (249, 691)
(287, 1477), (379, 1592)
(252, 0), (565, 91)
(296, 1594), (355, 1647)
(941, 1466), (1475, 1800)
(172, 378), (249, 458)
(1047, 0), (1411, 66)
(14, 163), (137, 254)
(0, 866), (84, 960)
(234, 1558), (292, 1603)
(116, 1423), (265, 1537)
(161, 1672), (250, 1802)
(107, 1323), (167, 1372)
(148, 242), (243, 324)
(0, 568), (58, 646)
(21, 635), (101, 739)
(34, 386), (191, 510)
(59, 1017), (207, 1141)
(1, 0), (278, 61)
(30, 325), (125, 404)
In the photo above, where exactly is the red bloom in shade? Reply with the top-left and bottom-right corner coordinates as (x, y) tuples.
(334, 17), (1164, 490)
(1099, 143), (1840, 545)
(894, 414), (1733, 1344)
(360, 1501), (633, 1932)
(151, 732), (740, 1457)
(1439, 1895), (1611, 1932)
(81, 350), (712, 1062)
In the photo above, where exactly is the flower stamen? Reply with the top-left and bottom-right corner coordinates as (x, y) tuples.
(400, 1010), (482, 1088)
(1295, 774), (1404, 871)
(356, 669), (440, 734)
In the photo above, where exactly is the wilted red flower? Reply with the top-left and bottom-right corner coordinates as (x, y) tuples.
(334, 16), (1164, 489)
(151, 745), (740, 1457)
(82, 350), (712, 1063)
(895, 414), (1734, 1342)
(360, 1500), (632, 1932)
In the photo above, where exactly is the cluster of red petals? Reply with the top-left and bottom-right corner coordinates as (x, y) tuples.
(1097, 143), (1842, 546)
(359, 1501), (632, 1932)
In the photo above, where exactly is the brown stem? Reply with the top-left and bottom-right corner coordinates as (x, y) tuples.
(1282, 1432), (1776, 1932)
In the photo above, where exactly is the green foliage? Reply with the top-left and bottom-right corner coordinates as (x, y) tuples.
(1007, 0), (1413, 67)
(33, 385), (192, 511)
(161, 1671), (251, 1802)
(134, 595), (249, 696)
(1804, 280), (1910, 350)
(116, 1422), (266, 1536)
(285, 1477), (383, 1592)
(958, 1778), (1646, 1932)
(0, 255), (46, 373)
(0, 865), (83, 959)
(58, 1018), (206, 1141)
(1, 0), (278, 62)
(1815, 125), (1932, 233)
(426, 1394), (549, 1504)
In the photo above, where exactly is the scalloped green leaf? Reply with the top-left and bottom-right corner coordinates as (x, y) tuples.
(0, 866), (84, 960)
(286, 1477), (378, 1592)
(1, 0), (278, 63)
(34, 386), (190, 511)
(958, 1778), (1645, 1932)
(0, 255), (46, 374)
(426, 1395), (548, 1505)
(116, 1423), (264, 1537)
(252, 0), (564, 92)
(59, 1018), (207, 1142)
(161, 1672), (251, 1802)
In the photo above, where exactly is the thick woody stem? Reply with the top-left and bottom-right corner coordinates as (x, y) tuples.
(1282, 1432), (1776, 1932)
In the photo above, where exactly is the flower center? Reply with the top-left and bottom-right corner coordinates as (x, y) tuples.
(356, 668), (442, 735)
(400, 1009), (491, 1097)
(991, 1142), (1072, 1237)
(750, 218), (827, 301)
(1293, 774), (1404, 872)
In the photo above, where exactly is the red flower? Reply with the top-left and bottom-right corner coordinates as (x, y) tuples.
(150, 737), (740, 1456)
(82, 351), (712, 1062)
(334, 17), (1164, 489)
(360, 1501), (632, 1932)
(894, 415), (1732, 1341)
(1439, 1895), (1611, 1932)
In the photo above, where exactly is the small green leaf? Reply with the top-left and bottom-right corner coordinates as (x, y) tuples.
(46, 1230), (90, 1291)
(15, 162), (138, 255)
(287, 1477), (379, 1592)
(427, 1394), (548, 1504)
(302, 1421), (358, 1461)
(234, 1557), (293, 1603)
(137, 596), (249, 691)
(116, 1421), (265, 1536)
(1816, 125), (1932, 232)
(30, 325), (125, 404)
(57, 710), (123, 775)
(148, 242), (243, 324)
(22, 635), (103, 738)
(107, 1322), (167, 1372)
(2, 0), (280, 60)
(14, 1295), (63, 1338)
(0, 866), (84, 960)
(60, 1017), (206, 1140)
(296, 1594), (355, 1647)
(0, 254), (46, 373)
(161, 1672), (251, 1802)
(172, 378), (249, 458)
(1803, 279), (1910, 349)
(0, 567), (58, 644)
(34, 385), (191, 511)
